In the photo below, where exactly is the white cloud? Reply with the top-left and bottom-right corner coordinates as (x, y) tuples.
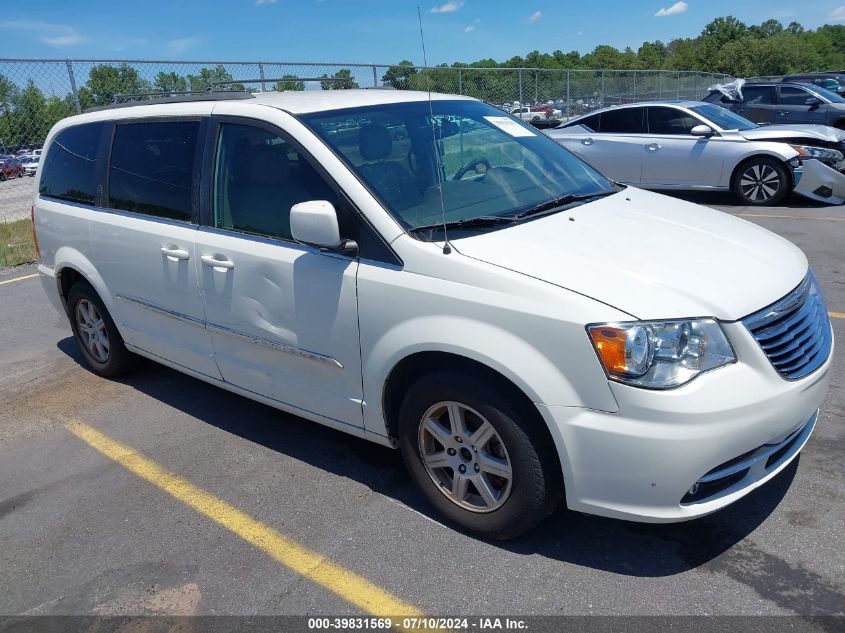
(577, 30), (583, 36)
(0, 20), (84, 46)
(431, 1), (463, 13)
(528, 10), (542, 22)
(465, 18), (480, 32)
(165, 36), (200, 54)
(655, 1), (688, 17)
(255, 0), (277, 4)
(830, 6), (845, 20)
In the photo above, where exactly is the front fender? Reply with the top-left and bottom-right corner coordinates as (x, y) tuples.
(361, 314), (619, 438)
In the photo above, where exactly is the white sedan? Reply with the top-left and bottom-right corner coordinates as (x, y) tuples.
(547, 100), (845, 205)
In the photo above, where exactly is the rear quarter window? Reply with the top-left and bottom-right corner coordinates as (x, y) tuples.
(108, 120), (200, 222)
(39, 122), (105, 205)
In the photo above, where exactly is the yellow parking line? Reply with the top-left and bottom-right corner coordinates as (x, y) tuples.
(67, 420), (425, 622)
(0, 273), (38, 286)
(830, 312), (845, 320)
(736, 213), (845, 221)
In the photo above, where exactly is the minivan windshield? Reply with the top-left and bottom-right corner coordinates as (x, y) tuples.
(301, 100), (618, 237)
(688, 103), (758, 131)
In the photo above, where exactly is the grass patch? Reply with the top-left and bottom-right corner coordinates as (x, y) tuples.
(0, 219), (37, 268)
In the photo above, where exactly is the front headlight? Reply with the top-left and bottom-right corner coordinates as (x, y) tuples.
(790, 145), (844, 162)
(587, 319), (736, 389)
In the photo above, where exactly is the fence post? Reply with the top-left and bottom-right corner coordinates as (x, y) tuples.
(535, 71), (539, 103)
(600, 70), (605, 107)
(676, 71), (680, 99)
(66, 60), (81, 114)
(372, 65), (378, 88)
(632, 71), (637, 102)
(518, 69), (523, 105)
(458, 68), (462, 95)
(658, 71), (663, 98)
(566, 70), (571, 118)
(259, 62), (266, 92)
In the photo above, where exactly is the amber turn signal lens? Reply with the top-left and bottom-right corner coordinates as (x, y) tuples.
(589, 326), (629, 374)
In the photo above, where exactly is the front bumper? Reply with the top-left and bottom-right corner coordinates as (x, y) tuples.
(537, 321), (832, 522)
(793, 158), (845, 204)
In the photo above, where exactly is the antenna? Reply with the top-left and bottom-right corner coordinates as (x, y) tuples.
(417, 6), (451, 255)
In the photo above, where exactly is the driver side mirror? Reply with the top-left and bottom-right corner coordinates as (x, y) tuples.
(290, 200), (357, 255)
(805, 96), (822, 107)
(691, 124), (714, 137)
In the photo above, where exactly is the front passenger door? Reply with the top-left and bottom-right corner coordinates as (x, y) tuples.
(195, 119), (364, 426)
(776, 86), (827, 125)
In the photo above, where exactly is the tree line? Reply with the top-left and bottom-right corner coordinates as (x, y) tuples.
(2, 15), (845, 149)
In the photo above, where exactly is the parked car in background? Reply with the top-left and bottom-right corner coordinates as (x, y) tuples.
(782, 72), (845, 95)
(33, 89), (832, 538)
(0, 156), (24, 180)
(703, 81), (845, 128)
(19, 155), (39, 176)
(548, 100), (845, 205)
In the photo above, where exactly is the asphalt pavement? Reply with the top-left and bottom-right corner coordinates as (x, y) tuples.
(0, 193), (843, 623)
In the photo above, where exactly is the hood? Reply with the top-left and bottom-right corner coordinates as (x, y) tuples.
(739, 124), (845, 143)
(452, 188), (808, 321)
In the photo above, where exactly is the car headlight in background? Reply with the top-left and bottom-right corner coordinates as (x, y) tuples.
(587, 319), (736, 389)
(790, 145), (844, 162)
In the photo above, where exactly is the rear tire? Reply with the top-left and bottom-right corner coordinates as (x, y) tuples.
(731, 157), (790, 206)
(67, 281), (139, 377)
(398, 371), (562, 539)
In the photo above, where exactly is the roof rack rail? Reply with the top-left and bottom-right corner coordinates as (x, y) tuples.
(208, 77), (353, 90)
(84, 89), (255, 113)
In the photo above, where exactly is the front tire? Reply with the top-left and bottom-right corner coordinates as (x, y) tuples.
(731, 158), (790, 206)
(67, 281), (138, 377)
(398, 371), (562, 539)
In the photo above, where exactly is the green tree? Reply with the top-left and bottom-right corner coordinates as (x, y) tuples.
(154, 71), (188, 94)
(0, 74), (17, 117)
(320, 69), (358, 90)
(275, 74), (305, 91)
(381, 60), (417, 89)
(187, 65), (245, 92)
(80, 63), (149, 106)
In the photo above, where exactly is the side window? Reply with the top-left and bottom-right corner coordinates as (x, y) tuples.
(213, 123), (337, 241)
(574, 114), (600, 132)
(596, 108), (644, 133)
(647, 107), (699, 135)
(742, 86), (775, 104)
(108, 120), (199, 221)
(39, 122), (104, 205)
(780, 87), (813, 105)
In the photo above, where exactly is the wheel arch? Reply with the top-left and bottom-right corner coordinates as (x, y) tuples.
(729, 153), (796, 192)
(53, 247), (116, 317)
(380, 351), (564, 483)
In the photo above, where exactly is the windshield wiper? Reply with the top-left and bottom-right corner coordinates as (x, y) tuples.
(512, 190), (618, 221)
(409, 215), (517, 233)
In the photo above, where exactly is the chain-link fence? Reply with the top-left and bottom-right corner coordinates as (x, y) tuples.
(0, 58), (728, 224)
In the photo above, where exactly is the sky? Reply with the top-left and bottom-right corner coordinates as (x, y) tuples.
(2, 1), (845, 66)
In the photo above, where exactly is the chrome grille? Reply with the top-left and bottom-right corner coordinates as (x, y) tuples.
(743, 274), (832, 380)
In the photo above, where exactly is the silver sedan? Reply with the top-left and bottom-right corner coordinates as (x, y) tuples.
(546, 100), (845, 205)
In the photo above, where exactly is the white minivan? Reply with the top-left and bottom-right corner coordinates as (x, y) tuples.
(34, 89), (833, 538)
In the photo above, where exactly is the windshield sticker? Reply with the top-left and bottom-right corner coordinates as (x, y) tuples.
(483, 116), (536, 137)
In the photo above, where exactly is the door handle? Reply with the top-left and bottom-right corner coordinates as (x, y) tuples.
(581, 138), (595, 146)
(645, 143), (661, 152)
(778, 111), (789, 116)
(160, 245), (190, 261)
(200, 254), (235, 270)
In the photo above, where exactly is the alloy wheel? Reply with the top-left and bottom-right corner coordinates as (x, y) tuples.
(739, 164), (781, 202)
(75, 299), (110, 363)
(418, 401), (513, 513)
